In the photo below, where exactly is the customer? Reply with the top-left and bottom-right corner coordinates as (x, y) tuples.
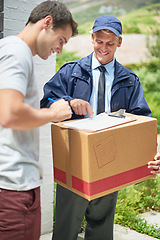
(41, 15), (152, 240)
(0, 1), (77, 240)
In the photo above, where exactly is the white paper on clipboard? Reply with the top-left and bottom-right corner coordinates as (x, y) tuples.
(63, 113), (136, 132)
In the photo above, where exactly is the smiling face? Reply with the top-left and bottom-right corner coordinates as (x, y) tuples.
(92, 30), (122, 65)
(35, 17), (73, 60)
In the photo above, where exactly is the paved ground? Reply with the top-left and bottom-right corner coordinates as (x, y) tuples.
(41, 211), (160, 240)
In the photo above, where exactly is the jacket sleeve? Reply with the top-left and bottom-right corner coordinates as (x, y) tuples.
(129, 76), (151, 117)
(40, 64), (74, 108)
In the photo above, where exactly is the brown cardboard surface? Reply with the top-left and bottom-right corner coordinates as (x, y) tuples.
(51, 114), (157, 200)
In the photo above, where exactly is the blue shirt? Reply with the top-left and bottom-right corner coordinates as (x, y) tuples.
(89, 55), (115, 116)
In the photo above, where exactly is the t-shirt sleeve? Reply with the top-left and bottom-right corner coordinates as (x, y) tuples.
(0, 45), (33, 96)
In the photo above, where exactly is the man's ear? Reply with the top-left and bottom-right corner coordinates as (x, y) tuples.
(43, 15), (53, 29)
(117, 37), (122, 47)
(91, 34), (94, 44)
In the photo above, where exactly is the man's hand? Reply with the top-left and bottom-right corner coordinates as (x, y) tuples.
(0, 89), (72, 129)
(70, 99), (94, 118)
(148, 152), (160, 174)
(49, 99), (72, 122)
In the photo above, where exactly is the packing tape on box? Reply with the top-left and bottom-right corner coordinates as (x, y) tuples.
(64, 128), (72, 188)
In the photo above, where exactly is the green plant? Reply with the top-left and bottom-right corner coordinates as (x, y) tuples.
(70, 2), (160, 35)
(56, 50), (81, 72)
(125, 59), (160, 132)
(147, 27), (160, 58)
(53, 182), (57, 226)
(122, 23), (141, 34)
(115, 176), (160, 238)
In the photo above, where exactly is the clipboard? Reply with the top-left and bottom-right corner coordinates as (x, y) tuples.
(62, 110), (136, 132)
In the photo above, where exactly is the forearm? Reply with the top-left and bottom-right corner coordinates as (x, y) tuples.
(0, 102), (55, 130)
(0, 89), (72, 130)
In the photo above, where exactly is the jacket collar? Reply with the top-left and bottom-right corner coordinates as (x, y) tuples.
(78, 52), (93, 75)
(73, 52), (132, 84)
(114, 61), (131, 84)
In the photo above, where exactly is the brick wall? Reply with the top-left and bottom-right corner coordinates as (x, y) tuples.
(3, 0), (55, 235)
(0, 0), (4, 39)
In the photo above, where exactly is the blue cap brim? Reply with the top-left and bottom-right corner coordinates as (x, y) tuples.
(91, 26), (121, 36)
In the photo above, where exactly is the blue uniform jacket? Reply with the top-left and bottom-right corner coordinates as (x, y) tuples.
(40, 53), (151, 118)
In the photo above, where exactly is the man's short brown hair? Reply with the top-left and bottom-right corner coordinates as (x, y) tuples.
(26, 1), (78, 36)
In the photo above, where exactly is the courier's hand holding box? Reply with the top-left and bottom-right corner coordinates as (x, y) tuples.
(51, 113), (157, 201)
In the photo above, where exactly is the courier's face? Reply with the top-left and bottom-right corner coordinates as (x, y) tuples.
(36, 19), (72, 60)
(92, 30), (122, 65)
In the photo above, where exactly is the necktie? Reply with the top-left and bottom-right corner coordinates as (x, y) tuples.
(97, 66), (106, 114)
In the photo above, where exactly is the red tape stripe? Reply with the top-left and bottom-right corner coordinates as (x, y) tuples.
(54, 165), (150, 196)
(54, 167), (66, 184)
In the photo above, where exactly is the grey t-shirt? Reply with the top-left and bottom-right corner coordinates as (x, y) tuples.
(0, 36), (43, 190)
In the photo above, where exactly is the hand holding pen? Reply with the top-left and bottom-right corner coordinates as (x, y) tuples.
(48, 98), (72, 122)
(48, 98), (56, 103)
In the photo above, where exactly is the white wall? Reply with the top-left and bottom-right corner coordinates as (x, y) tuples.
(4, 0), (55, 235)
(34, 55), (56, 235)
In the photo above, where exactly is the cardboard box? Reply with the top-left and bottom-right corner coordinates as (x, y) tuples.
(51, 114), (157, 200)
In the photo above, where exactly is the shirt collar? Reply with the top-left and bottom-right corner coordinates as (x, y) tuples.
(92, 54), (115, 75)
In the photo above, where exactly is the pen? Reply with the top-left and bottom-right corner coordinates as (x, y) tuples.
(48, 97), (62, 123)
(48, 98), (56, 103)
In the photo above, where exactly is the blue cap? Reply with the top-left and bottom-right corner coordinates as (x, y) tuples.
(91, 15), (122, 36)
